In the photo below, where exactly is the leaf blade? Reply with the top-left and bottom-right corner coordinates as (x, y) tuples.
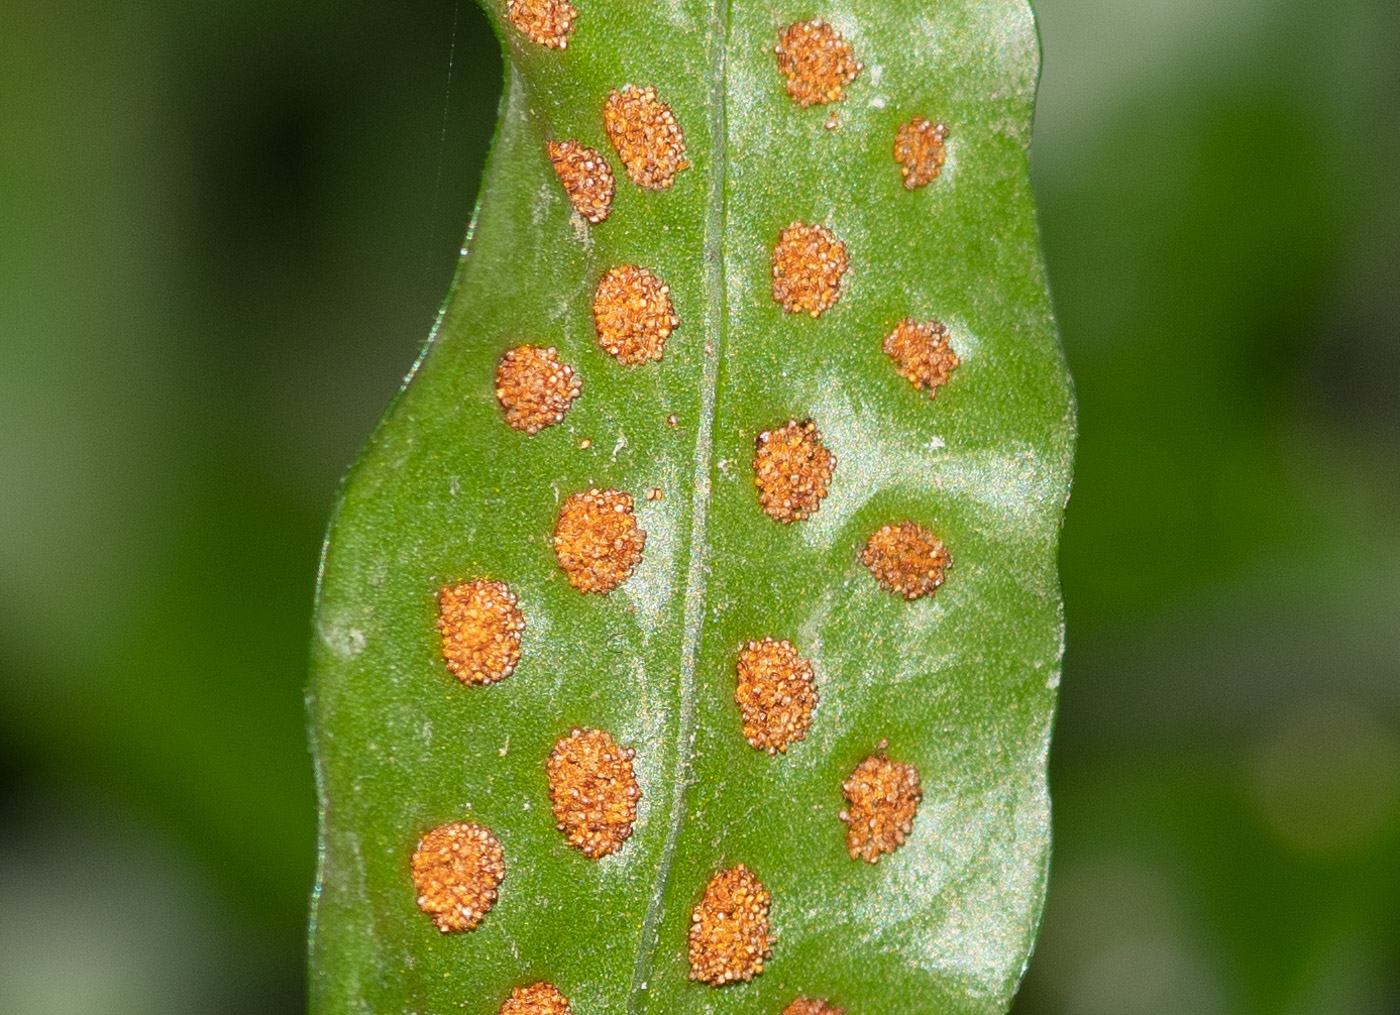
(309, 2), (1072, 1013)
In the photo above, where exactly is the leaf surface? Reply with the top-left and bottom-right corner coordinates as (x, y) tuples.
(308, 2), (1073, 1012)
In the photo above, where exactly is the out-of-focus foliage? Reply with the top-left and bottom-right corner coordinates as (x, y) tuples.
(1018, 0), (1400, 1011)
(0, 3), (502, 1010)
(0, 0), (1396, 1012)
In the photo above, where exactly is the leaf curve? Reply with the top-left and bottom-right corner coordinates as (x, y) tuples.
(307, 2), (1074, 1014)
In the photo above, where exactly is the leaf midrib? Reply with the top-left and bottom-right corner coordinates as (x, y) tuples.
(626, 0), (732, 1007)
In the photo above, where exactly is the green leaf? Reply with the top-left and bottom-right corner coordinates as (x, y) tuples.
(307, 1), (1073, 1013)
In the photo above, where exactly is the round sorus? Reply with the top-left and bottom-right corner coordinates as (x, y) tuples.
(496, 345), (582, 433)
(735, 637), (818, 753)
(437, 579), (525, 685)
(753, 419), (836, 523)
(592, 265), (678, 364)
(775, 19), (862, 107)
(603, 84), (690, 190)
(546, 139), (614, 224)
(410, 822), (506, 932)
(688, 864), (774, 985)
(861, 522), (950, 600)
(893, 117), (949, 190)
(553, 488), (646, 594)
(505, 0), (576, 49)
(498, 982), (573, 1015)
(883, 318), (960, 399)
(546, 727), (641, 859)
(840, 753), (923, 862)
(771, 222), (849, 317)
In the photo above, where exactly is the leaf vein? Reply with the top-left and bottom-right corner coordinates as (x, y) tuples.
(627, 0), (732, 1007)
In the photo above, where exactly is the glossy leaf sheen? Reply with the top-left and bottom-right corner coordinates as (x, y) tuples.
(308, 2), (1073, 1013)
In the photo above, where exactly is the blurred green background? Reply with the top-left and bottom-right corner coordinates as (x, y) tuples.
(1, 0), (1396, 1011)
